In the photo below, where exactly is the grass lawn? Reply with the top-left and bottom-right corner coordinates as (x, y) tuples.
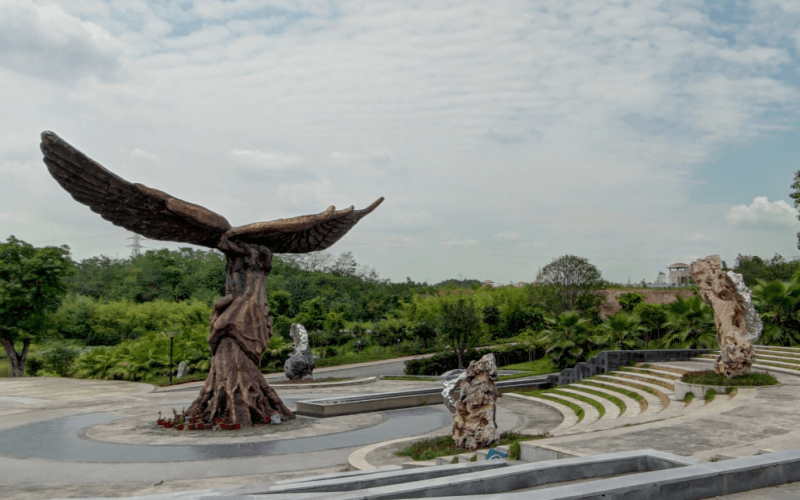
(0, 358), (10, 377)
(499, 357), (557, 374)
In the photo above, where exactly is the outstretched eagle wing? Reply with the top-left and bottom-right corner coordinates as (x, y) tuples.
(41, 131), (231, 248)
(226, 197), (384, 253)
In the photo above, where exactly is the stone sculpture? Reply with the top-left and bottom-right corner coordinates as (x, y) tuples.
(451, 353), (500, 451)
(284, 323), (315, 381)
(40, 131), (383, 426)
(176, 361), (187, 379)
(690, 255), (763, 378)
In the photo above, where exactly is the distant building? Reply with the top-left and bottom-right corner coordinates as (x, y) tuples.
(514, 281), (527, 288)
(667, 263), (692, 285)
(482, 279), (494, 288)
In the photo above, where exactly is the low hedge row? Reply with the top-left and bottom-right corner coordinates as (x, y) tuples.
(404, 345), (544, 376)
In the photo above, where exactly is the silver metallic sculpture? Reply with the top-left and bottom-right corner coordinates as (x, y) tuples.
(284, 323), (315, 381)
(727, 271), (763, 343)
(442, 371), (468, 413)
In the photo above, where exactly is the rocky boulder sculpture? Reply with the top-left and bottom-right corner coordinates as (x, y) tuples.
(284, 323), (315, 381)
(690, 255), (763, 378)
(450, 353), (500, 451)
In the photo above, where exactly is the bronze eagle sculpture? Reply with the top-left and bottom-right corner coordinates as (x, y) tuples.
(41, 131), (383, 426)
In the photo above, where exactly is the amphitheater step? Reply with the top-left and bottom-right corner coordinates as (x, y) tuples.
(569, 382), (641, 419)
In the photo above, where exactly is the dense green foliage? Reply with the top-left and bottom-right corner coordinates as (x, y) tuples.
(0, 236), (73, 376)
(404, 344), (544, 376)
(53, 296), (212, 345)
(9, 239), (800, 382)
(733, 254), (800, 288)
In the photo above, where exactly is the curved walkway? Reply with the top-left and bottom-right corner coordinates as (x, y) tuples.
(0, 407), (451, 463)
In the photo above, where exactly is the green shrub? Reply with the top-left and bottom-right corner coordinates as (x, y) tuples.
(272, 315), (293, 337)
(680, 370), (779, 387)
(72, 325), (212, 381)
(704, 389), (716, 402)
(508, 441), (521, 460)
(26, 356), (43, 376)
(618, 292), (644, 312)
(38, 345), (83, 377)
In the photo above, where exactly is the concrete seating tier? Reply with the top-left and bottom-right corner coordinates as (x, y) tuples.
(698, 349), (800, 375)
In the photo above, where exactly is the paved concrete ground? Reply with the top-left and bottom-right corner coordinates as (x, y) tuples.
(0, 371), (450, 499)
(0, 354), (542, 500)
(4, 358), (800, 499)
(524, 360), (800, 462)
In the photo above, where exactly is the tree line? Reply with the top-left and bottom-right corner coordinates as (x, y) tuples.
(3, 233), (800, 380)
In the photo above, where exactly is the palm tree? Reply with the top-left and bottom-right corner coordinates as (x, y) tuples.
(751, 275), (800, 345)
(541, 311), (594, 369)
(594, 312), (645, 350)
(661, 296), (716, 349)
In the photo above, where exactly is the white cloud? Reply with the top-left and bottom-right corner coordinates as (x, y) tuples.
(441, 238), (479, 247)
(230, 149), (306, 170)
(275, 178), (334, 205)
(0, 211), (28, 223)
(727, 197), (799, 226)
(0, 0), (119, 81)
(4, 1), (800, 284)
(130, 148), (160, 161)
(495, 232), (522, 240)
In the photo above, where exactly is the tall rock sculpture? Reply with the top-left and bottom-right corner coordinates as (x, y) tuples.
(284, 323), (315, 381)
(690, 255), (763, 378)
(451, 353), (500, 451)
(40, 131), (382, 426)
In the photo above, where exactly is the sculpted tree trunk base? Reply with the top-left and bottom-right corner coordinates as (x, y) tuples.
(186, 240), (294, 426)
(187, 337), (293, 425)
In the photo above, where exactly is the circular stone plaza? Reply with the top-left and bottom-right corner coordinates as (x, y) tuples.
(2, 349), (800, 500)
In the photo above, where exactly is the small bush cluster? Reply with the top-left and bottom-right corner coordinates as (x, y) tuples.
(680, 370), (779, 387)
(395, 432), (549, 461)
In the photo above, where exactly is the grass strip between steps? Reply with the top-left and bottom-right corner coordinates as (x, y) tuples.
(610, 371), (675, 391)
(636, 363), (687, 375)
(578, 380), (648, 413)
(594, 376), (671, 409)
(756, 360), (800, 371)
(547, 389), (606, 419)
(755, 355), (800, 366)
(618, 366), (681, 380)
(751, 350), (800, 361)
(566, 386), (626, 416)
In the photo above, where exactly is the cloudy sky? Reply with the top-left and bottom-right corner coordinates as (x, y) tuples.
(2, 0), (800, 285)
